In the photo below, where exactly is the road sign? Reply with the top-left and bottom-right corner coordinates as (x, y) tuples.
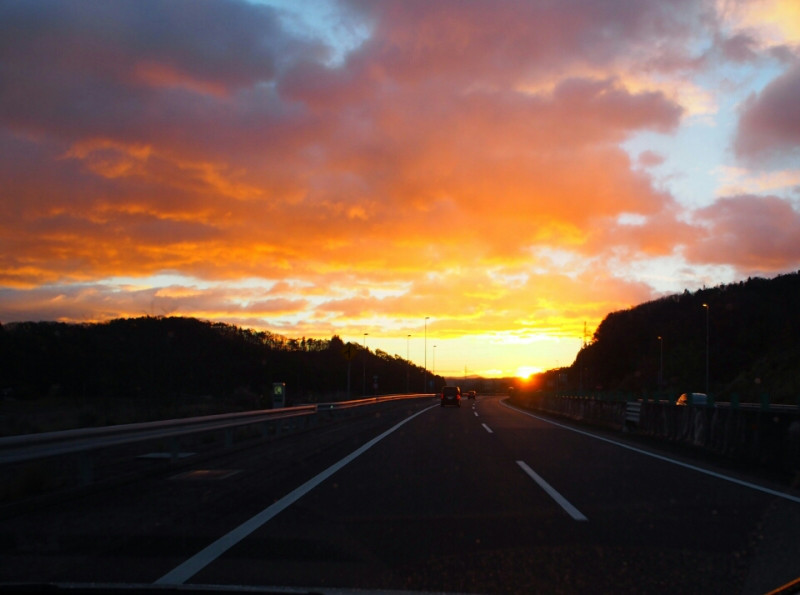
(342, 344), (355, 360)
(272, 382), (285, 408)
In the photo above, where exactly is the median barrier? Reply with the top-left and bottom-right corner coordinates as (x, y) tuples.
(0, 393), (433, 506)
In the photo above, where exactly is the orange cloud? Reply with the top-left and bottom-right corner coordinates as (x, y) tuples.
(1, 0), (799, 375)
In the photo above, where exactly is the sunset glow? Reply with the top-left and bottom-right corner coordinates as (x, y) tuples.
(2, 1), (799, 379)
(516, 367), (543, 381)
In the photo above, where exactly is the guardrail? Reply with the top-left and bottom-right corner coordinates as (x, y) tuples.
(0, 404), (319, 465)
(1, 394), (434, 464)
(0, 394), (434, 501)
(623, 401), (642, 430)
(510, 392), (800, 476)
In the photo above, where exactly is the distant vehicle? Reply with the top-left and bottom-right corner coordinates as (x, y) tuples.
(440, 386), (461, 407)
(466, 390), (476, 399)
(676, 392), (710, 406)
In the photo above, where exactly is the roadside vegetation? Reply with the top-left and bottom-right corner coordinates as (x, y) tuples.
(0, 317), (441, 435)
(535, 271), (800, 404)
(3, 271), (799, 435)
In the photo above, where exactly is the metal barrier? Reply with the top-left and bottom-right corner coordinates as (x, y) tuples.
(624, 401), (642, 430)
(510, 392), (800, 475)
(0, 404), (318, 465)
(0, 394), (434, 500)
(0, 394), (433, 465)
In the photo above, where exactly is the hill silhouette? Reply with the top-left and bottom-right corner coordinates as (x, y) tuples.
(2, 271), (799, 434)
(538, 271), (800, 403)
(0, 316), (441, 434)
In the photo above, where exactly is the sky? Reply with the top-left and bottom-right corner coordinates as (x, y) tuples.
(1, 0), (799, 380)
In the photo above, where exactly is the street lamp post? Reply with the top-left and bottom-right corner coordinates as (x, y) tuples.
(406, 334), (411, 393)
(424, 317), (429, 393)
(658, 336), (663, 390)
(703, 304), (709, 395)
(363, 332), (368, 396)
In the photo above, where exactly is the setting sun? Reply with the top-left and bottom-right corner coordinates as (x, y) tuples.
(516, 366), (543, 380)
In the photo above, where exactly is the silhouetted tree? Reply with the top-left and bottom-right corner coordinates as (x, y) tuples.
(558, 271), (800, 402)
(0, 317), (428, 406)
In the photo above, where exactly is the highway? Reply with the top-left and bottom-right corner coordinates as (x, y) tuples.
(2, 395), (799, 594)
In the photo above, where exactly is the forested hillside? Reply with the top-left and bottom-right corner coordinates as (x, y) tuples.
(3, 270), (799, 434)
(0, 316), (437, 408)
(545, 272), (800, 403)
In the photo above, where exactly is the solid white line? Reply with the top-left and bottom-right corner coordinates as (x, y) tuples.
(501, 399), (800, 505)
(516, 460), (588, 521)
(482, 423), (493, 434)
(155, 404), (439, 585)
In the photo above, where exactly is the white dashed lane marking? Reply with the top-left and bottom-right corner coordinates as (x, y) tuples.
(516, 460), (588, 521)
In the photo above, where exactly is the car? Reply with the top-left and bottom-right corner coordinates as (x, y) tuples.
(676, 392), (710, 406)
(440, 385), (461, 407)
(466, 390), (476, 399)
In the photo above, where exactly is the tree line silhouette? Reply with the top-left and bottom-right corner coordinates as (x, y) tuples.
(536, 271), (800, 403)
(3, 271), (799, 415)
(0, 316), (442, 407)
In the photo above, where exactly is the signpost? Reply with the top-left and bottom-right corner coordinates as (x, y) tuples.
(271, 382), (285, 409)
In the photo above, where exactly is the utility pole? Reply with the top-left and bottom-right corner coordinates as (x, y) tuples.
(703, 304), (709, 395)
(658, 336), (663, 389)
(406, 334), (411, 393)
(362, 332), (368, 396)
(423, 317), (429, 393)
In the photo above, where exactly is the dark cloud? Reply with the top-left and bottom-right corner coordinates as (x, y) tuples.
(0, 0), (296, 86)
(346, 0), (710, 82)
(718, 32), (760, 63)
(0, 0), (320, 155)
(734, 63), (800, 164)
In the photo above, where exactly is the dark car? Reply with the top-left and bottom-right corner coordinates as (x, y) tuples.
(466, 390), (476, 399)
(440, 385), (461, 407)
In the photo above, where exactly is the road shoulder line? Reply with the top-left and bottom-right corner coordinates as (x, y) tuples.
(501, 399), (800, 504)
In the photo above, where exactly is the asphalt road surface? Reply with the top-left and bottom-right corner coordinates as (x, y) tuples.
(2, 395), (800, 594)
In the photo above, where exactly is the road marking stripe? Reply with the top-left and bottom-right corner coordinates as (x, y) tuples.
(473, 411), (479, 417)
(502, 399), (800, 505)
(516, 460), (587, 521)
(482, 423), (493, 434)
(155, 404), (439, 585)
